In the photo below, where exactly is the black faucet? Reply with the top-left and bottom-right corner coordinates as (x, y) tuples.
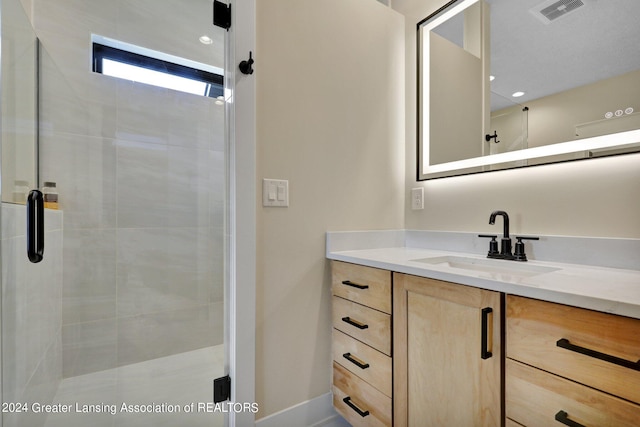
(489, 210), (512, 258)
(479, 210), (540, 261)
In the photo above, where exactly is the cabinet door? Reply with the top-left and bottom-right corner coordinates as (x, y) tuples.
(393, 273), (502, 427)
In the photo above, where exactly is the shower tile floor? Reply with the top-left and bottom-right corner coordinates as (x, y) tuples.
(44, 345), (224, 427)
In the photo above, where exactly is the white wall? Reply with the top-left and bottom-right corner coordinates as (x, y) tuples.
(394, 0), (640, 238)
(256, 0), (405, 418)
(522, 69), (640, 148)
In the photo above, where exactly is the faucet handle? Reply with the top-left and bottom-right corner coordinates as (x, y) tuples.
(513, 236), (539, 262)
(478, 234), (499, 257)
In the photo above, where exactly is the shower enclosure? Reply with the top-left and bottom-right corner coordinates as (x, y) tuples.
(1, 0), (233, 425)
(487, 91), (529, 169)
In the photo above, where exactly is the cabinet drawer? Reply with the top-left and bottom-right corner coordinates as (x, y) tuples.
(506, 359), (640, 427)
(333, 329), (392, 397)
(333, 296), (391, 355)
(332, 261), (391, 314)
(333, 362), (392, 427)
(507, 295), (640, 404)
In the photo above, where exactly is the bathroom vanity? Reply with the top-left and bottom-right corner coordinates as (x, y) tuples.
(328, 231), (640, 427)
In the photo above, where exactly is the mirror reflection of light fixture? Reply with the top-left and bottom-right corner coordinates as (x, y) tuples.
(423, 129), (640, 175)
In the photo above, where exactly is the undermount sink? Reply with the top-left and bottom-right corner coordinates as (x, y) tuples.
(411, 255), (560, 277)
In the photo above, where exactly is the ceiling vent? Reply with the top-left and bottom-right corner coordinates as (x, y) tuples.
(529, 0), (587, 24)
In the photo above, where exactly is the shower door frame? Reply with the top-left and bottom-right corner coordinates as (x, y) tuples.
(226, 1), (257, 426)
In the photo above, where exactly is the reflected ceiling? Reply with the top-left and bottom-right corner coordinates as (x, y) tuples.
(488, 0), (640, 110)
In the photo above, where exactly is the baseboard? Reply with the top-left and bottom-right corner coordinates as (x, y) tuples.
(255, 392), (349, 427)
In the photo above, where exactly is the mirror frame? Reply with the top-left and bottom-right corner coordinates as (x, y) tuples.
(417, 0), (640, 181)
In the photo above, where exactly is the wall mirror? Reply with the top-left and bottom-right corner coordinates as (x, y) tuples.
(418, 0), (640, 180)
(1, 0), (39, 203)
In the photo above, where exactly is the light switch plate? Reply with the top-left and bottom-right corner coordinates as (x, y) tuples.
(263, 179), (289, 207)
(411, 187), (424, 210)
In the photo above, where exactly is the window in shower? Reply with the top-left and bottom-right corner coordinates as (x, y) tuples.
(92, 36), (223, 98)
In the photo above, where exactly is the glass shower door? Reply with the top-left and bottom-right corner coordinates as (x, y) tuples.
(1, 0), (230, 426)
(0, 0), (38, 202)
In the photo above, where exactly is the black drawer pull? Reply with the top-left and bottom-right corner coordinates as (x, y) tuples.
(342, 280), (369, 290)
(555, 410), (585, 427)
(343, 396), (369, 417)
(343, 352), (370, 369)
(481, 307), (493, 359)
(556, 338), (640, 371)
(342, 316), (369, 330)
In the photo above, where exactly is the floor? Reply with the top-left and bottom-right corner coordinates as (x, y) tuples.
(44, 345), (224, 427)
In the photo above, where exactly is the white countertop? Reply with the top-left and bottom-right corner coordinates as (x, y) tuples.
(327, 246), (640, 319)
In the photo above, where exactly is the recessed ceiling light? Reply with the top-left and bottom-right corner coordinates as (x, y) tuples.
(489, 75), (495, 81)
(512, 91), (525, 97)
(199, 35), (213, 45)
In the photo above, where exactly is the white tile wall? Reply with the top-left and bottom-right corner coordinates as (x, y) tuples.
(62, 229), (117, 324)
(45, 346), (224, 427)
(32, 0), (226, 378)
(40, 133), (117, 229)
(1, 204), (64, 427)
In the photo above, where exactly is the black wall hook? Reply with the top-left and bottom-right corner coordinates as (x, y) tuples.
(485, 131), (500, 143)
(239, 51), (254, 75)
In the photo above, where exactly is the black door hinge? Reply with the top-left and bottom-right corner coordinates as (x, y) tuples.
(213, 1), (231, 30)
(213, 375), (231, 403)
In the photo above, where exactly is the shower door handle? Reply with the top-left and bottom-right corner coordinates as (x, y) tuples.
(27, 189), (44, 263)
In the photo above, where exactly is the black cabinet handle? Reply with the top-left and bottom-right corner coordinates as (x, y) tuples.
(26, 190), (44, 263)
(341, 316), (369, 330)
(342, 280), (369, 290)
(481, 307), (493, 359)
(343, 396), (369, 417)
(556, 338), (640, 371)
(343, 352), (370, 369)
(555, 410), (585, 427)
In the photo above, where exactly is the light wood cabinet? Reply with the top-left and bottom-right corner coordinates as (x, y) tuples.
(393, 273), (502, 427)
(506, 295), (640, 426)
(331, 260), (639, 427)
(333, 329), (392, 397)
(333, 296), (391, 355)
(331, 261), (393, 427)
(332, 260), (391, 313)
(333, 362), (392, 427)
